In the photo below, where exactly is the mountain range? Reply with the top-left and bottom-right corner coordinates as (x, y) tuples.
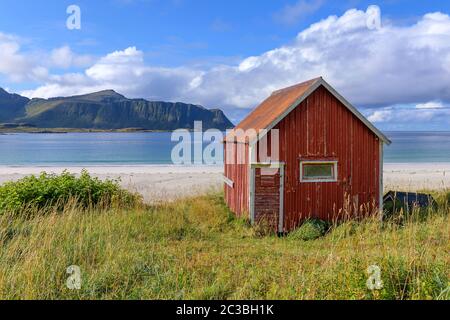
(0, 88), (233, 131)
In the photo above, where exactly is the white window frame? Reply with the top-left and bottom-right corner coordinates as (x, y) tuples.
(300, 160), (338, 183)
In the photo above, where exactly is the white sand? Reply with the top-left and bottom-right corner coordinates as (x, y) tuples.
(384, 163), (450, 191)
(0, 163), (448, 203)
(0, 165), (224, 203)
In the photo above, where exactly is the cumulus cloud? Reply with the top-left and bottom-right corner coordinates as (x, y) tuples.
(21, 6), (450, 113)
(50, 46), (93, 69)
(0, 33), (35, 82)
(367, 108), (393, 123)
(0, 33), (94, 83)
(21, 47), (201, 100)
(9, 6), (450, 129)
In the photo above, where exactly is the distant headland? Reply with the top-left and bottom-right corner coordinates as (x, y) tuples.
(0, 88), (234, 132)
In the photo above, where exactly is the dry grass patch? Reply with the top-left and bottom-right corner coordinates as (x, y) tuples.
(0, 192), (448, 300)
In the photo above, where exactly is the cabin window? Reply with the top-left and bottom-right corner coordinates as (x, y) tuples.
(300, 161), (337, 183)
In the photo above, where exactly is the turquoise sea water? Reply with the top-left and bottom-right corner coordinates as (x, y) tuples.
(0, 131), (449, 165)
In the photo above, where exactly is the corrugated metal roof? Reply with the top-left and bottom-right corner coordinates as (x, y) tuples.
(226, 77), (391, 145)
(226, 77), (321, 143)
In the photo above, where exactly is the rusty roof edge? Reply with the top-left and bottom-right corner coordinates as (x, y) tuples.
(251, 77), (392, 146)
(249, 77), (323, 145)
(270, 77), (322, 97)
(230, 77), (323, 143)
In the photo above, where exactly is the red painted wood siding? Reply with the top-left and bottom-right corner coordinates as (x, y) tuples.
(258, 85), (381, 231)
(224, 142), (249, 217)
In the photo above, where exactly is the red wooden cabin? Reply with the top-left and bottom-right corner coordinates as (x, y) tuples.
(223, 77), (391, 232)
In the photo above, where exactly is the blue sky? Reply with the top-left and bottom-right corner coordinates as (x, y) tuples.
(1, 0), (450, 130)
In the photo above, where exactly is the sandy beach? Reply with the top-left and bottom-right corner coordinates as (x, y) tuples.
(0, 163), (449, 203)
(383, 163), (450, 192)
(0, 165), (224, 203)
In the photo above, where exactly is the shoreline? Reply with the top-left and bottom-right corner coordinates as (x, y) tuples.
(0, 162), (449, 171)
(0, 128), (219, 134)
(0, 164), (224, 174)
(0, 163), (448, 203)
(0, 165), (224, 204)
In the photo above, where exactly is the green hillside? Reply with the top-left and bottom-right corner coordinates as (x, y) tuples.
(0, 88), (30, 122)
(0, 89), (234, 131)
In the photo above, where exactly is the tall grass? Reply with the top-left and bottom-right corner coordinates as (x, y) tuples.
(0, 191), (448, 300)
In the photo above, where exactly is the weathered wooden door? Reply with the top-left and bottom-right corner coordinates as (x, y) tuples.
(250, 164), (285, 232)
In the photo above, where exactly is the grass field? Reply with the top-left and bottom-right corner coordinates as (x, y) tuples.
(0, 190), (448, 300)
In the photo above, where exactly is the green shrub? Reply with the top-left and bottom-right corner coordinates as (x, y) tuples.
(289, 218), (329, 241)
(0, 170), (141, 214)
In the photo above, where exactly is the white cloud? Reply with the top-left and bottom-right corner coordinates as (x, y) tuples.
(21, 47), (201, 100)
(0, 33), (94, 82)
(50, 46), (93, 69)
(12, 5), (450, 130)
(367, 109), (393, 122)
(0, 33), (34, 82)
(415, 101), (444, 109)
(366, 102), (450, 130)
